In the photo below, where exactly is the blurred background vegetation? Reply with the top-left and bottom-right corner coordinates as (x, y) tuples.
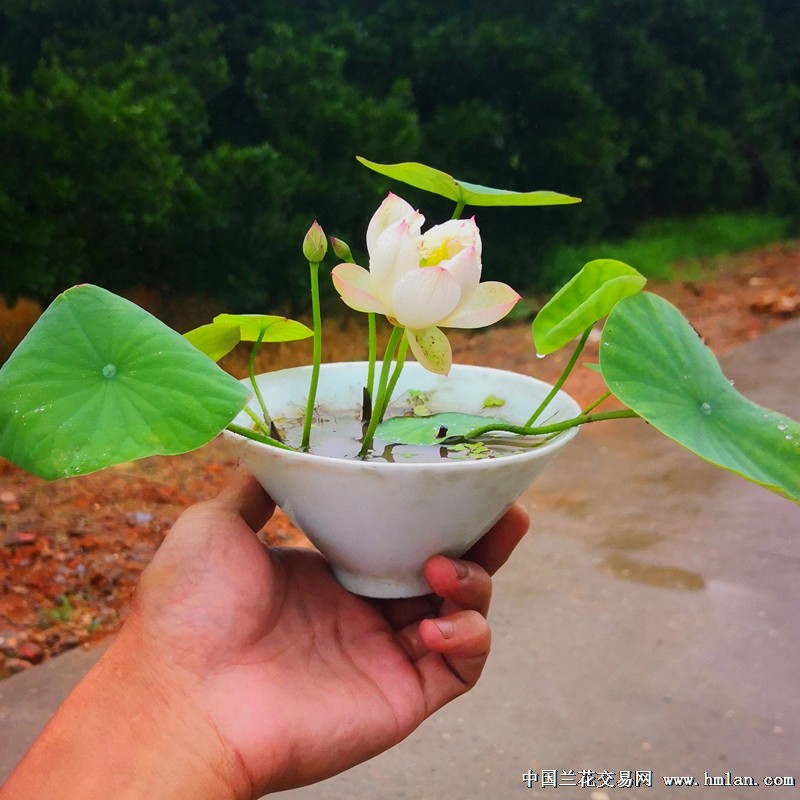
(0, 0), (797, 310)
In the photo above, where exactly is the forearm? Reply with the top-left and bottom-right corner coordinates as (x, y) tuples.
(1, 626), (252, 800)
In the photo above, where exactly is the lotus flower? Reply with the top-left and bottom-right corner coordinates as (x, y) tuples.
(331, 193), (520, 374)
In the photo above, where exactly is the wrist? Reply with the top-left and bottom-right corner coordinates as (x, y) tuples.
(3, 622), (253, 800)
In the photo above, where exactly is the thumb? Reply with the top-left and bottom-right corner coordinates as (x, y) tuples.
(205, 469), (276, 532)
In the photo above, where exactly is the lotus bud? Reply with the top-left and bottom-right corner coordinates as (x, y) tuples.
(302, 220), (328, 263)
(330, 236), (355, 263)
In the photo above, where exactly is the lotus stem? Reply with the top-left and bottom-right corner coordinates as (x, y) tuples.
(244, 406), (272, 438)
(302, 261), (323, 450)
(248, 328), (275, 434)
(362, 311), (377, 421)
(526, 326), (592, 426)
(378, 334), (409, 422)
(359, 325), (405, 457)
(456, 409), (640, 443)
(226, 423), (295, 451)
(367, 312), (377, 401)
(582, 390), (612, 415)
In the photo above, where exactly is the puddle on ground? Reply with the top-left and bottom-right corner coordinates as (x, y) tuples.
(601, 552), (706, 591)
(599, 529), (665, 552)
(595, 526), (705, 590)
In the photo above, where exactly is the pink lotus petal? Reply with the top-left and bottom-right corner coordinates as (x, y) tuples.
(405, 326), (452, 375)
(441, 245), (481, 301)
(420, 217), (482, 261)
(391, 267), (461, 330)
(440, 281), (521, 329)
(366, 193), (418, 255)
(331, 263), (387, 314)
(370, 217), (424, 307)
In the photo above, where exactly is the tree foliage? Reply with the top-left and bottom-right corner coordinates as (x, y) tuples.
(0, 0), (797, 307)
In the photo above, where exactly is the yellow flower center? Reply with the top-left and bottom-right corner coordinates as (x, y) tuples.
(419, 237), (462, 267)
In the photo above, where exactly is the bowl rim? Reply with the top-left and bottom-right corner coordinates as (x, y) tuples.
(223, 361), (581, 471)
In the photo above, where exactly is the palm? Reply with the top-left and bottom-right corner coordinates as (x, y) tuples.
(132, 473), (527, 795)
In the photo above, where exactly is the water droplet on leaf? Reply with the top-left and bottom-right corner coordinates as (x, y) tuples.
(102, 364), (117, 379)
(699, 402), (712, 416)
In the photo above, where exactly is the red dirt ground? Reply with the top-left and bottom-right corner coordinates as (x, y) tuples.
(1, 242), (797, 677)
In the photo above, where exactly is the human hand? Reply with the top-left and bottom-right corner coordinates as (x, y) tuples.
(2, 471), (529, 800)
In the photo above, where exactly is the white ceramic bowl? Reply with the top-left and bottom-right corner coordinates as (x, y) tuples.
(223, 362), (580, 597)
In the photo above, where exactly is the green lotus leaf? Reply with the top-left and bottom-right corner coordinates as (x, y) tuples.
(600, 292), (800, 503)
(376, 412), (510, 446)
(184, 322), (242, 362)
(533, 260), (647, 355)
(185, 315), (311, 362)
(357, 156), (580, 208)
(0, 285), (251, 480)
(213, 313), (313, 342)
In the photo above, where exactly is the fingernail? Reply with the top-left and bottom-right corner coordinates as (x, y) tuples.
(433, 619), (456, 639)
(452, 559), (469, 580)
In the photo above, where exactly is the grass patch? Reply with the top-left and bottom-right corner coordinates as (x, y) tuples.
(539, 212), (792, 288)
